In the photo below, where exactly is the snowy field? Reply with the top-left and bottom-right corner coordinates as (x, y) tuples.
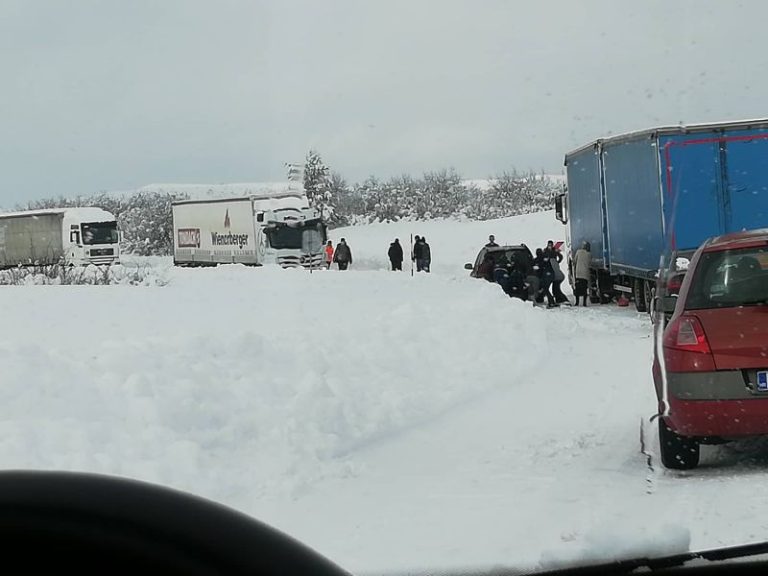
(1, 210), (767, 573)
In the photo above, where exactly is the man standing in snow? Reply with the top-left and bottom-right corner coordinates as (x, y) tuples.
(573, 241), (591, 306)
(412, 235), (424, 271)
(419, 236), (432, 273)
(388, 238), (403, 271)
(333, 238), (353, 271)
(485, 235), (499, 248)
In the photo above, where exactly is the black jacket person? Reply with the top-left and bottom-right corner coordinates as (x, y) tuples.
(388, 239), (404, 271)
(333, 238), (353, 270)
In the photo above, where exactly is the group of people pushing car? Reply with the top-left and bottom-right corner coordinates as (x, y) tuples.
(481, 235), (593, 308)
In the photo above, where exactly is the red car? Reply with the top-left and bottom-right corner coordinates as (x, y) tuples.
(653, 229), (768, 469)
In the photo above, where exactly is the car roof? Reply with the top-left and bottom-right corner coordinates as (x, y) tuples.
(702, 229), (768, 252)
(484, 244), (529, 253)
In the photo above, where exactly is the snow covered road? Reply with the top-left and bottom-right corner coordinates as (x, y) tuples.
(2, 211), (768, 573)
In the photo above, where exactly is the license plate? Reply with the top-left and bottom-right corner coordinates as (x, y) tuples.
(758, 371), (768, 392)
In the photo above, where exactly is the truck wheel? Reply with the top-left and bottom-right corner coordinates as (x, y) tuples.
(634, 279), (648, 312)
(659, 417), (700, 470)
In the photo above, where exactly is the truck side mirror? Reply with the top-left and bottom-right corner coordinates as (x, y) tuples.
(555, 194), (568, 224)
(464, 263), (473, 270)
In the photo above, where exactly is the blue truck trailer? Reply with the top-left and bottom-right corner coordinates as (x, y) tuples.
(555, 118), (768, 311)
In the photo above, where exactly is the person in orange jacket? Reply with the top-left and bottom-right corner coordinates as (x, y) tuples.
(324, 240), (334, 269)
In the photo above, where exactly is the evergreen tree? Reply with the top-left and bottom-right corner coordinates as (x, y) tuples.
(303, 149), (333, 218)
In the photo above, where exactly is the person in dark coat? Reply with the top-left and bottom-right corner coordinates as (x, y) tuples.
(419, 236), (431, 273)
(333, 238), (353, 270)
(543, 240), (557, 259)
(485, 235), (499, 248)
(412, 235), (424, 271)
(533, 248), (556, 308)
(388, 238), (403, 271)
(506, 263), (528, 300)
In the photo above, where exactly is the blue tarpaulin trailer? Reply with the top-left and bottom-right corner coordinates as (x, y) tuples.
(556, 118), (768, 310)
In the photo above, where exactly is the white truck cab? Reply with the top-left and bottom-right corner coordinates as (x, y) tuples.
(0, 207), (120, 268)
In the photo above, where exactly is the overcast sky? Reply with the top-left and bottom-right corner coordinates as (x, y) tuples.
(1, 0), (766, 205)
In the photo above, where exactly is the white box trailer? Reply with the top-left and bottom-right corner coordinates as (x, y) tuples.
(0, 207), (120, 268)
(172, 193), (327, 268)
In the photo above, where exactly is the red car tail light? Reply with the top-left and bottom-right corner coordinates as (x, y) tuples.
(662, 315), (716, 372)
(664, 315), (711, 353)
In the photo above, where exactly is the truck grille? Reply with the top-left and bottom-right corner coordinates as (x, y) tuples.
(89, 248), (115, 257)
(88, 257), (118, 265)
(277, 254), (325, 269)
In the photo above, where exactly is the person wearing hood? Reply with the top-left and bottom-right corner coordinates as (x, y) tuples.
(388, 238), (403, 271)
(419, 236), (431, 273)
(333, 238), (353, 270)
(573, 241), (591, 306)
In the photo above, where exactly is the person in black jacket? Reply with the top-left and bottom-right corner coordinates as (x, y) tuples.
(419, 236), (431, 273)
(412, 235), (423, 271)
(506, 263), (528, 300)
(388, 238), (403, 271)
(533, 248), (556, 308)
(333, 238), (353, 270)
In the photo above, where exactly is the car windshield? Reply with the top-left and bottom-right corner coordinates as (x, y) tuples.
(5, 1), (768, 575)
(686, 247), (768, 309)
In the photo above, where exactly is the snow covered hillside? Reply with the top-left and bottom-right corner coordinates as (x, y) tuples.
(0, 210), (764, 574)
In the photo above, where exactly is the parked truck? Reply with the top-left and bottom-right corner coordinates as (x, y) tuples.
(172, 192), (327, 269)
(555, 118), (768, 311)
(0, 207), (121, 268)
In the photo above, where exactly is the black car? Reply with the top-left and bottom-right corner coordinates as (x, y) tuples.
(465, 245), (538, 300)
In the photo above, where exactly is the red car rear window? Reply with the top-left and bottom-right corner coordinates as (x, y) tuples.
(686, 247), (768, 309)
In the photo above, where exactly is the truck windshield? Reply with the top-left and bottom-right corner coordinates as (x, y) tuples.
(686, 247), (768, 309)
(81, 222), (119, 245)
(267, 224), (326, 252)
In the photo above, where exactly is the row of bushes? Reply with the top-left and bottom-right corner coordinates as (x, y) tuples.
(0, 263), (167, 286)
(21, 161), (561, 255)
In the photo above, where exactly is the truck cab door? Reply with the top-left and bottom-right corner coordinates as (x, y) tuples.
(69, 226), (81, 246)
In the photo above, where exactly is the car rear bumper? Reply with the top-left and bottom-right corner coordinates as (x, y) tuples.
(663, 370), (768, 437)
(667, 396), (768, 437)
